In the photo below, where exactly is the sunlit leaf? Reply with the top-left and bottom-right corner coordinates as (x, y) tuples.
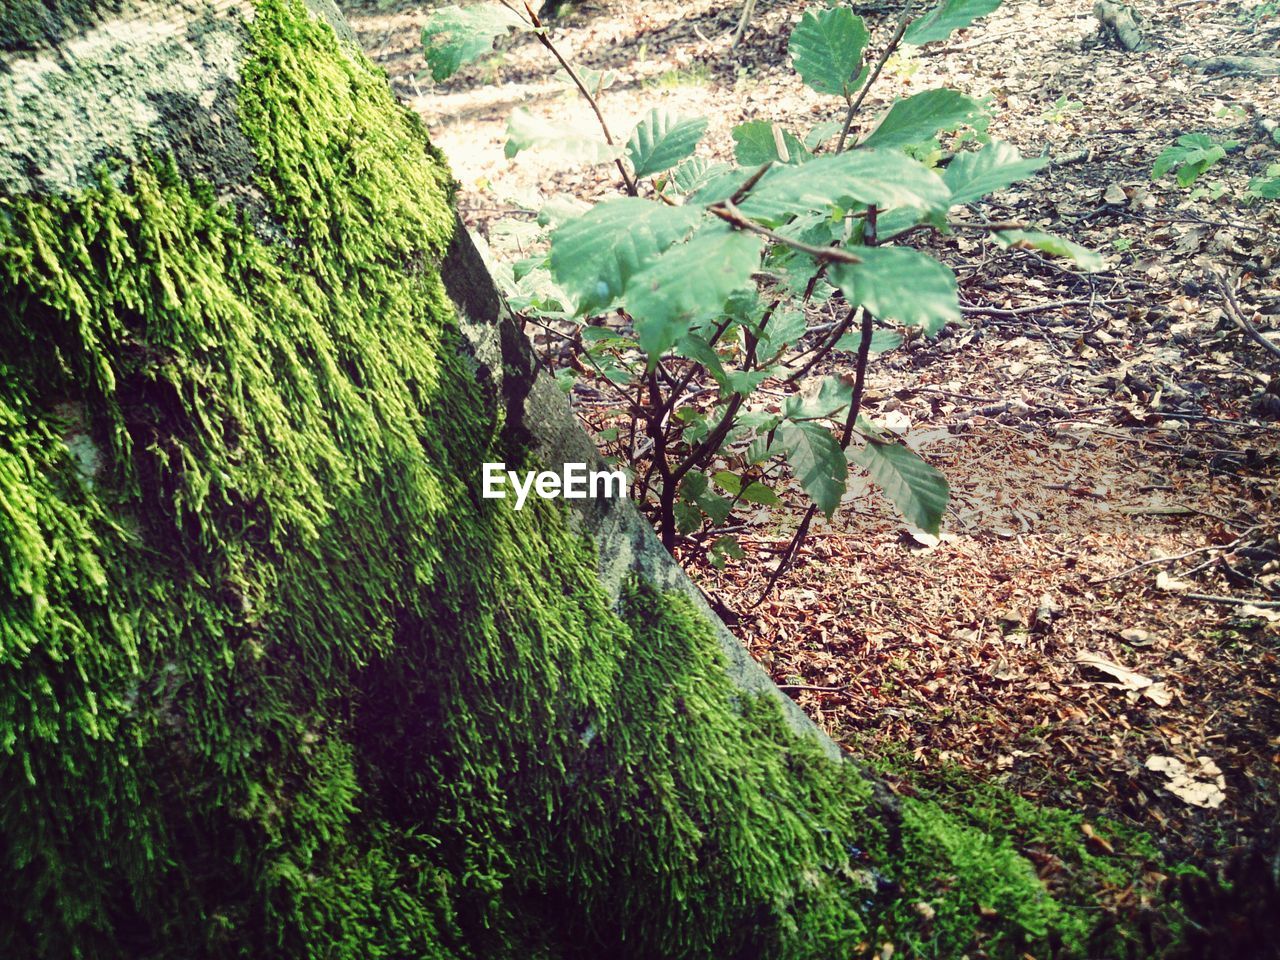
(421, 3), (529, 81)
(861, 89), (983, 151)
(903, 0), (1004, 46)
(779, 421), (846, 515)
(627, 109), (709, 179)
(550, 199), (703, 314)
(851, 438), (949, 533)
(943, 140), (1048, 205)
(830, 247), (959, 334)
(788, 6), (871, 97)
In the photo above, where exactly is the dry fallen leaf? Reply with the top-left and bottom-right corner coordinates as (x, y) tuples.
(1075, 651), (1153, 692)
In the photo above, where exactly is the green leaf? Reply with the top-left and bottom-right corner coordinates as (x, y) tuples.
(627, 109), (709, 179)
(421, 3), (529, 81)
(732, 120), (810, 166)
(625, 224), (765, 357)
(830, 248), (959, 334)
(709, 536), (746, 567)
(672, 157), (732, 194)
(783, 375), (853, 421)
(851, 439), (949, 533)
(739, 149), (952, 223)
(994, 230), (1105, 272)
(903, 0), (1004, 46)
(725, 369), (771, 397)
(779, 421), (846, 516)
(713, 471), (782, 506)
(861, 89), (983, 152)
(505, 108), (626, 166)
(674, 500), (703, 534)
(756, 307), (808, 359)
(835, 328), (903, 354)
(804, 120), (845, 151)
(943, 140), (1048, 205)
(550, 199), (703, 314)
(1152, 133), (1230, 187)
(680, 472), (710, 501)
(675, 334), (729, 389)
(788, 5), (870, 98)
(1248, 173), (1280, 200)
(698, 493), (734, 525)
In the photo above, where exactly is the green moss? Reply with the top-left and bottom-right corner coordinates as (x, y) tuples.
(863, 750), (1199, 956)
(0, 0), (1149, 957)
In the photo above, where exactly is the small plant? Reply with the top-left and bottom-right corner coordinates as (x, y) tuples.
(1041, 95), (1083, 125)
(423, 0), (1098, 595)
(1152, 133), (1237, 188)
(1248, 162), (1280, 200)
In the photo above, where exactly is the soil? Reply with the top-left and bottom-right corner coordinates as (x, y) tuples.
(344, 0), (1280, 945)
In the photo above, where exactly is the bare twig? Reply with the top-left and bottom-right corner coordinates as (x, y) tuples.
(710, 200), (863, 265)
(516, 1), (637, 195)
(1220, 277), (1280, 360)
(1096, 526), (1261, 583)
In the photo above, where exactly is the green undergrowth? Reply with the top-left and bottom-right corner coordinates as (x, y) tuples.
(864, 746), (1200, 956)
(0, 0), (1141, 956)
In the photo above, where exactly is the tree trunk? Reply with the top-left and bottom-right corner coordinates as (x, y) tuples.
(1, 1), (1088, 957)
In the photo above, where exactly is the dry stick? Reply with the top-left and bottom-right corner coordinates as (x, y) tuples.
(836, 2), (915, 154)
(1220, 277), (1280, 360)
(710, 201), (864, 264)
(785, 306), (858, 385)
(514, 1), (637, 196)
(1182, 593), (1280, 609)
(754, 296), (879, 607)
(1096, 525), (1262, 583)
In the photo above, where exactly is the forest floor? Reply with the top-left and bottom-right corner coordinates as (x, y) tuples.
(345, 0), (1280, 941)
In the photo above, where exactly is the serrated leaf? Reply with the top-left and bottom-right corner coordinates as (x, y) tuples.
(994, 230), (1105, 272)
(712, 471), (781, 506)
(732, 120), (810, 166)
(625, 224), (764, 357)
(675, 333), (729, 389)
(835, 328), (903, 354)
(672, 157), (732, 194)
(550, 199), (704, 314)
(943, 140), (1048, 205)
(421, 4), (529, 81)
(861, 89), (983, 151)
(851, 439), (949, 533)
(779, 421), (846, 516)
(739, 149), (952, 223)
(903, 0), (1003, 46)
(830, 248), (959, 334)
(627, 109), (709, 179)
(804, 120), (845, 151)
(505, 108), (626, 165)
(788, 6), (871, 97)
(757, 307), (808, 359)
(783, 375), (853, 421)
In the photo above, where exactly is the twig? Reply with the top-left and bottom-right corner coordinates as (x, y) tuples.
(838, 2), (916, 153)
(960, 298), (1129, 318)
(1096, 526), (1260, 582)
(710, 200), (863, 265)
(516, 1), (637, 196)
(1181, 592), (1280, 609)
(1220, 277), (1280, 360)
(754, 266), (879, 606)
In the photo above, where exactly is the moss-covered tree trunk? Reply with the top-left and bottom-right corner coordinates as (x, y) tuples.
(1, 2), (1079, 957)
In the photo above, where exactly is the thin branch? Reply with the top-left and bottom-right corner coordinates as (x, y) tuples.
(1220, 276), (1280, 360)
(837, 2), (916, 153)
(519, 2), (637, 196)
(709, 201), (863, 265)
